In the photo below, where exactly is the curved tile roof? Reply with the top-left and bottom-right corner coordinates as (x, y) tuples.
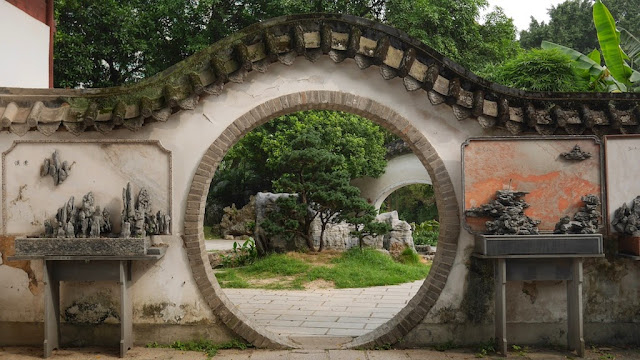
(1, 13), (640, 136)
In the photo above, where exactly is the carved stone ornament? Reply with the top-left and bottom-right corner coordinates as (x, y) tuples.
(120, 182), (170, 237)
(41, 150), (73, 186)
(561, 144), (592, 161)
(553, 194), (601, 234)
(43, 192), (112, 239)
(465, 190), (540, 235)
(612, 195), (640, 236)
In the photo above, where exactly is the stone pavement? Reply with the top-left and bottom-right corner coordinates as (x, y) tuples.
(224, 280), (422, 339)
(4, 346), (640, 359)
(206, 239), (239, 251)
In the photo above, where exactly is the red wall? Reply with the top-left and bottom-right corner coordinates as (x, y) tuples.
(7, 0), (48, 24)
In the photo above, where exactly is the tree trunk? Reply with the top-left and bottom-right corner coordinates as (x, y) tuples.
(319, 225), (326, 252)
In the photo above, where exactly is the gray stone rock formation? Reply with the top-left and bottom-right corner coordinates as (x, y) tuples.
(377, 211), (415, 256)
(561, 145), (592, 161)
(220, 196), (256, 237)
(466, 190), (540, 235)
(255, 192), (416, 253)
(120, 182), (170, 237)
(612, 195), (640, 236)
(41, 150), (72, 186)
(554, 194), (601, 234)
(43, 192), (112, 239)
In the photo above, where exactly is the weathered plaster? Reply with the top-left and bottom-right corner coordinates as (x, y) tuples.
(1, 43), (640, 349)
(352, 153), (432, 210)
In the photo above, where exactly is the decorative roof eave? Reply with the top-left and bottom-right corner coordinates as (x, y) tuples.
(1, 13), (640, 137)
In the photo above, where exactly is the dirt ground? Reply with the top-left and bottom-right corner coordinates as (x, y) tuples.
(2, 345), (640, 360)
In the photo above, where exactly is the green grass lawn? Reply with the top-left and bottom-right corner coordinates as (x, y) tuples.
(215, 248), (430, 290)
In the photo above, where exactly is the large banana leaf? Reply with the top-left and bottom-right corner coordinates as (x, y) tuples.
(620, 28), (640, 71)
(541, 41), (603, 77)
(593, 0), (632, 84)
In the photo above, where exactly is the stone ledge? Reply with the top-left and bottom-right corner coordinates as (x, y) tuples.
(14, 237), (150, 257)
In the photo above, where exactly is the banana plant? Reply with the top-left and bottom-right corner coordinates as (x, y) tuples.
(620, 28), (640, 71)
(540, 0), (640, 92)
(592, 0), (631, 85)
(541, 41), (631, 92)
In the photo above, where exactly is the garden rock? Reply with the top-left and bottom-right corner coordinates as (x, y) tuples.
(220, 196), (255, 237)
(377, 211), (416, 257)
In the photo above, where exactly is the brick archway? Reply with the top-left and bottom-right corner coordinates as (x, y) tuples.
(183, 90), (460, 349)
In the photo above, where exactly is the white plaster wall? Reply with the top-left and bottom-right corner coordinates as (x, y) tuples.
(352, 153), (432, 210)
(0, 0), (49, 88)
(0, 57), (549, 328)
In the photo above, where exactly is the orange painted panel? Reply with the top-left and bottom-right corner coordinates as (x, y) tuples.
(463, 137), (602, 232)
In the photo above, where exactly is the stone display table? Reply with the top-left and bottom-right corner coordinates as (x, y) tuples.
(474, 234), (604, 358)
(9, 247), (166, 358)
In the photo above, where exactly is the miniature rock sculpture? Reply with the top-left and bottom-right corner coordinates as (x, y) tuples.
(554, 194), (601, 234)
(41, 150), (72, 185)
(101, 208), (112, 234)
(120, 182), (170, 237)
(465, 190), (540, 235)
(561, 145), (592, 161)
(612, 195), (640, 236)
(44, 192), (113, 239)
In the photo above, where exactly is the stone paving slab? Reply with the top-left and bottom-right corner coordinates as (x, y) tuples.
(224, 280), (424, 338)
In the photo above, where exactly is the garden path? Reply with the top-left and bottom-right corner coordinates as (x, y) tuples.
(224, 280), (423, 340)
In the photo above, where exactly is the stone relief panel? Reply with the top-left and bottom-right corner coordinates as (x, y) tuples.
(2, 140), (171, 236)
(462, 137), (603, 233)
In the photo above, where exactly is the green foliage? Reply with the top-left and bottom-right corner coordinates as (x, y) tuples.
(214, 269), (250, 288)
(593, 0), (631, 84)
(620, 28), (640, 70)
(482, 48), (590, 92)
(55, 0), (520, 88)
(520, 0), (640, 58)
(146, 339), (249, 359)
(220, 238), (258, 268)
(207, 111), (388, 227)
(380, 184), (438, 224)
(237, 253), (311, 276)
(398, 247), (421, 265)
(340, 198), (391, 250)
(413, 220), (440, 246)
(385, 0), (520, 72)
(307, 248), (430, 288)
(520, 0), (598, 56)
(473, 339), (496, 358)
(216, 249), (431, 289)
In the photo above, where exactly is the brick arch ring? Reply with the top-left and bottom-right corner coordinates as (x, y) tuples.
(183, 90), (460, 349)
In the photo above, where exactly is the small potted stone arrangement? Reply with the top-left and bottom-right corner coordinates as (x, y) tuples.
(14, 182), (170, 257)
(611, 196), (640, 256)
(466, 191), (603, 256)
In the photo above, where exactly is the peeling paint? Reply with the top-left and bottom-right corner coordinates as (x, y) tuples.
(0, 236), (39, 295)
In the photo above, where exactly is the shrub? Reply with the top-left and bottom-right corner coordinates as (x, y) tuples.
(481, 48), (590, 92)
(413, 220), (440, 246)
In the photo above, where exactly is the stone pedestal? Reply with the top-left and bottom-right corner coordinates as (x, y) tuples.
(14, 237), (150, 257)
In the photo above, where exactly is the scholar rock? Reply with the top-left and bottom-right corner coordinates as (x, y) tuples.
(41, 150), (72, 186)
(612, 195), (640, 236)
(553, 194), (601, 234)
(120, 182), (170, 237)
(43, 192), (113, 239)
(465, 190), (540, 235)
